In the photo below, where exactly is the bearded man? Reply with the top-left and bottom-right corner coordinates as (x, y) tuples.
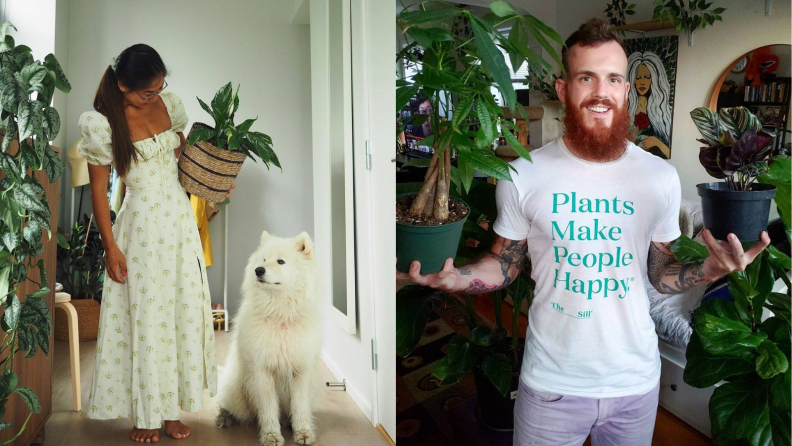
(398, 18), (771, 446)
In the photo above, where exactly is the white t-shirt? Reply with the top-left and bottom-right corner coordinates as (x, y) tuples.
(493, 137), (681, 398)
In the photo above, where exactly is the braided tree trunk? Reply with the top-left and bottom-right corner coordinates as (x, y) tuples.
(408, 146), (451, 221)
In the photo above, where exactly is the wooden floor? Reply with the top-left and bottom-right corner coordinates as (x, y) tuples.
(47, 329), (389, 446)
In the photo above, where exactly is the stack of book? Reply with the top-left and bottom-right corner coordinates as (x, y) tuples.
(744, 80), (789, 103)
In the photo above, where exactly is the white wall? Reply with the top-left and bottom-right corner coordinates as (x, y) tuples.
(555, 0), (792, 202)
(62, 0), (314, 316)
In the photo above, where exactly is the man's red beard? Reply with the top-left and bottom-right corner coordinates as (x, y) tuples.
(563, 92), (631, 162)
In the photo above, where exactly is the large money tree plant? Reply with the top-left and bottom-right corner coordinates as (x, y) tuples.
(0, 21), (69, 442)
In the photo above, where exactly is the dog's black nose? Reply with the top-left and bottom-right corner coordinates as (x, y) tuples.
(255, 267), (266, 276)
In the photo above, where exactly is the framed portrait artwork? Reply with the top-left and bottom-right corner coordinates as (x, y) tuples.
(625, 35), (679, 159)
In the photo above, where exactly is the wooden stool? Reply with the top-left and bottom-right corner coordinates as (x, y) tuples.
(54, 292), (81, 411)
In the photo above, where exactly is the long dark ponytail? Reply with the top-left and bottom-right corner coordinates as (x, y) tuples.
(93, 44), (168, 177)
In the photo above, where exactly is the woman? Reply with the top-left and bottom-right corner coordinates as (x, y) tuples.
(627, 51), (673, 159)
(78, 44), (227, 443)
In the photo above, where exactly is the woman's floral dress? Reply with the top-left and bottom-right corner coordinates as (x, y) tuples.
(77, 91), (217, 429)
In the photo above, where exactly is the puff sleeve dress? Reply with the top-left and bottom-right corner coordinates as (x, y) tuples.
(77, 91), (217, 429)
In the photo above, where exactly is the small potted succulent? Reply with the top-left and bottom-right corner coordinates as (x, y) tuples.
(691, 106), (778, 241)
(179, 82), (281, 202)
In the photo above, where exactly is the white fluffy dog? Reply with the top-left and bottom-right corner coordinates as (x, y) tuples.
(215, 231), (323, 446)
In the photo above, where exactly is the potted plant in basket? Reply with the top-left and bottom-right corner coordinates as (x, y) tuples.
(669, 155), (790, 446)
(691, 106), (778, 242)
(54, 214), (109, 342)
(179, 82), (281, 203)
(397, 179), (535, 430)
(0, 21), (70, 441)
(396, 0), (564, 274)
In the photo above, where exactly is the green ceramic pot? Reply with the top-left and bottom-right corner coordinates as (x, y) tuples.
(396, 194), (469, 275)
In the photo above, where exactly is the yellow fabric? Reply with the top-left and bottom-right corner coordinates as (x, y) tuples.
(190, 195), (214, 266)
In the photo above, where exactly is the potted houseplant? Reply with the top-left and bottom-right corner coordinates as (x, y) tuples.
(396, 0), (564, 274)
(670, 156), (790, 446)
(0, 21), (69, 441)
(54, 214), (109, 341)
(691, 106), (778, 242)
(179, 82), (281, 202)
(397, 179), (535, 430)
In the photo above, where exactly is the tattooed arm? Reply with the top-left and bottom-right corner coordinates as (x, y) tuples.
(398, 235), (528, 295)
(647, 229), (772, 294)
(647, 241), (710, 294)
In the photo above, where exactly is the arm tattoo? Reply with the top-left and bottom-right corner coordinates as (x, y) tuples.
(467, 279), (500, 293)
(648, 242), (708, 294)
(458, 268), (472, 275)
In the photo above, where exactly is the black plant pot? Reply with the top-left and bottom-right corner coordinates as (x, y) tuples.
(697, 182), (777, 242)
(473, 367), (520, 431)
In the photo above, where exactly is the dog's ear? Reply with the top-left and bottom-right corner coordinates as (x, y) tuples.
(260, 230), (271, 244)
(295, 232), (313, 259)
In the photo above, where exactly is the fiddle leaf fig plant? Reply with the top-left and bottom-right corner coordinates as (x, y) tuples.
(672, 155), (791, 446)
(188, 82), (281, 170)
(397, 1), (563, 222)
(0, 21), (69, 442)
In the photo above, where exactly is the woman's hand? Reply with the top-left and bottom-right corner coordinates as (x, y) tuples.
(224, 184), (236, 199)
(105, 245), (128, 284)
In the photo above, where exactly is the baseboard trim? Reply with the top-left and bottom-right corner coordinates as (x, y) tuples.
(320, 350), (373, 424)
(377, 424), (395, 446)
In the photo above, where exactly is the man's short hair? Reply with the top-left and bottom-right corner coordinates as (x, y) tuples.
(561, 18), (628, 78)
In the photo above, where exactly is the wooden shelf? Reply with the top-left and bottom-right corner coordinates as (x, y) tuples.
(614, 19), (676, 33)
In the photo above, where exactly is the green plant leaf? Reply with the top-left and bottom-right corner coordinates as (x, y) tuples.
(719, 107), (762, 140)
(709, 379), (772, 445)
(467, 149), (512, 181)
(42, 146), (63, 183)
(506, 18), (529, 74)
(3, 294), (19, 331)
(456, 147), (475, 194)
(396, 85), (419, 113)
(694, 299), (766, 357)
(210, 82), (233, 124)
(398, 9), (460, 28)
(13, 184), (48, 216)
(670, 235), (710, 264)
(42, 107), (59, 140)
(469, 15), (515, 110)
(1, 82), (24, 113)
(0, 22), (16, 42)
(758, 157), (790, 229)
(756, 339), (789, 379)
(19, 295), (50, 336)
(476, 98), (493, 141)
(3, 371), (17, 397)
(765, 293), (791, 326)
(396, 286), (438, 357)
(490, 1), (515, 17)
(22, 220), (41, 245)
(187, 127), (213, 146)
(683, 334), (755, 388)
(17, 100), (43, 141)
(1, 232), (18, 252)
(728, 272), (759, 326)
(405, 27), (453, 49)
(43, 54), (70, 93)
(451, 96), (475, 132)
(19, 64), (46, 86)
(769, 368), (791, 446)
(446, 334), (477, 375)
(246, 132), (281, 170)
(501, 122), (532, 161)
(483, 353), (512, 396)
(470, 326), (494, 346)
(0, 35), (15, 53)
(690, 107), (722, 146)
(766, 244), (791, 271)
(13, 386), (40, 414)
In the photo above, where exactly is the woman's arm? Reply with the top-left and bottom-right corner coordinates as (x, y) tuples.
(175, 131), (186, 159)
(87, 163), (127, 284)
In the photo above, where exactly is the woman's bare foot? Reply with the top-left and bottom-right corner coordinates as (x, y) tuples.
(164, 420), (191, 440)
(130, 428), (159, 443)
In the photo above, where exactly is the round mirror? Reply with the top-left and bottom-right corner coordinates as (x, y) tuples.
(709, 44), (791, 155)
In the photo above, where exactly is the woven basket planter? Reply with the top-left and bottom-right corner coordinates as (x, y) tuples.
(54, 298), (100, 342)
(178, 122), (246, 203)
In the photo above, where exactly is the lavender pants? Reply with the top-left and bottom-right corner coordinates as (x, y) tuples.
(513, 379), (660, 446)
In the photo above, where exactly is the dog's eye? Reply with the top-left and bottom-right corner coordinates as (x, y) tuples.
(277, 260), (285, 265)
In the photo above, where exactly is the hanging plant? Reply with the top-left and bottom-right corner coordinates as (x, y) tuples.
(653, 0), (725, 46)
(0, 21), (70, 443)
(605, 0), (636, 27)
